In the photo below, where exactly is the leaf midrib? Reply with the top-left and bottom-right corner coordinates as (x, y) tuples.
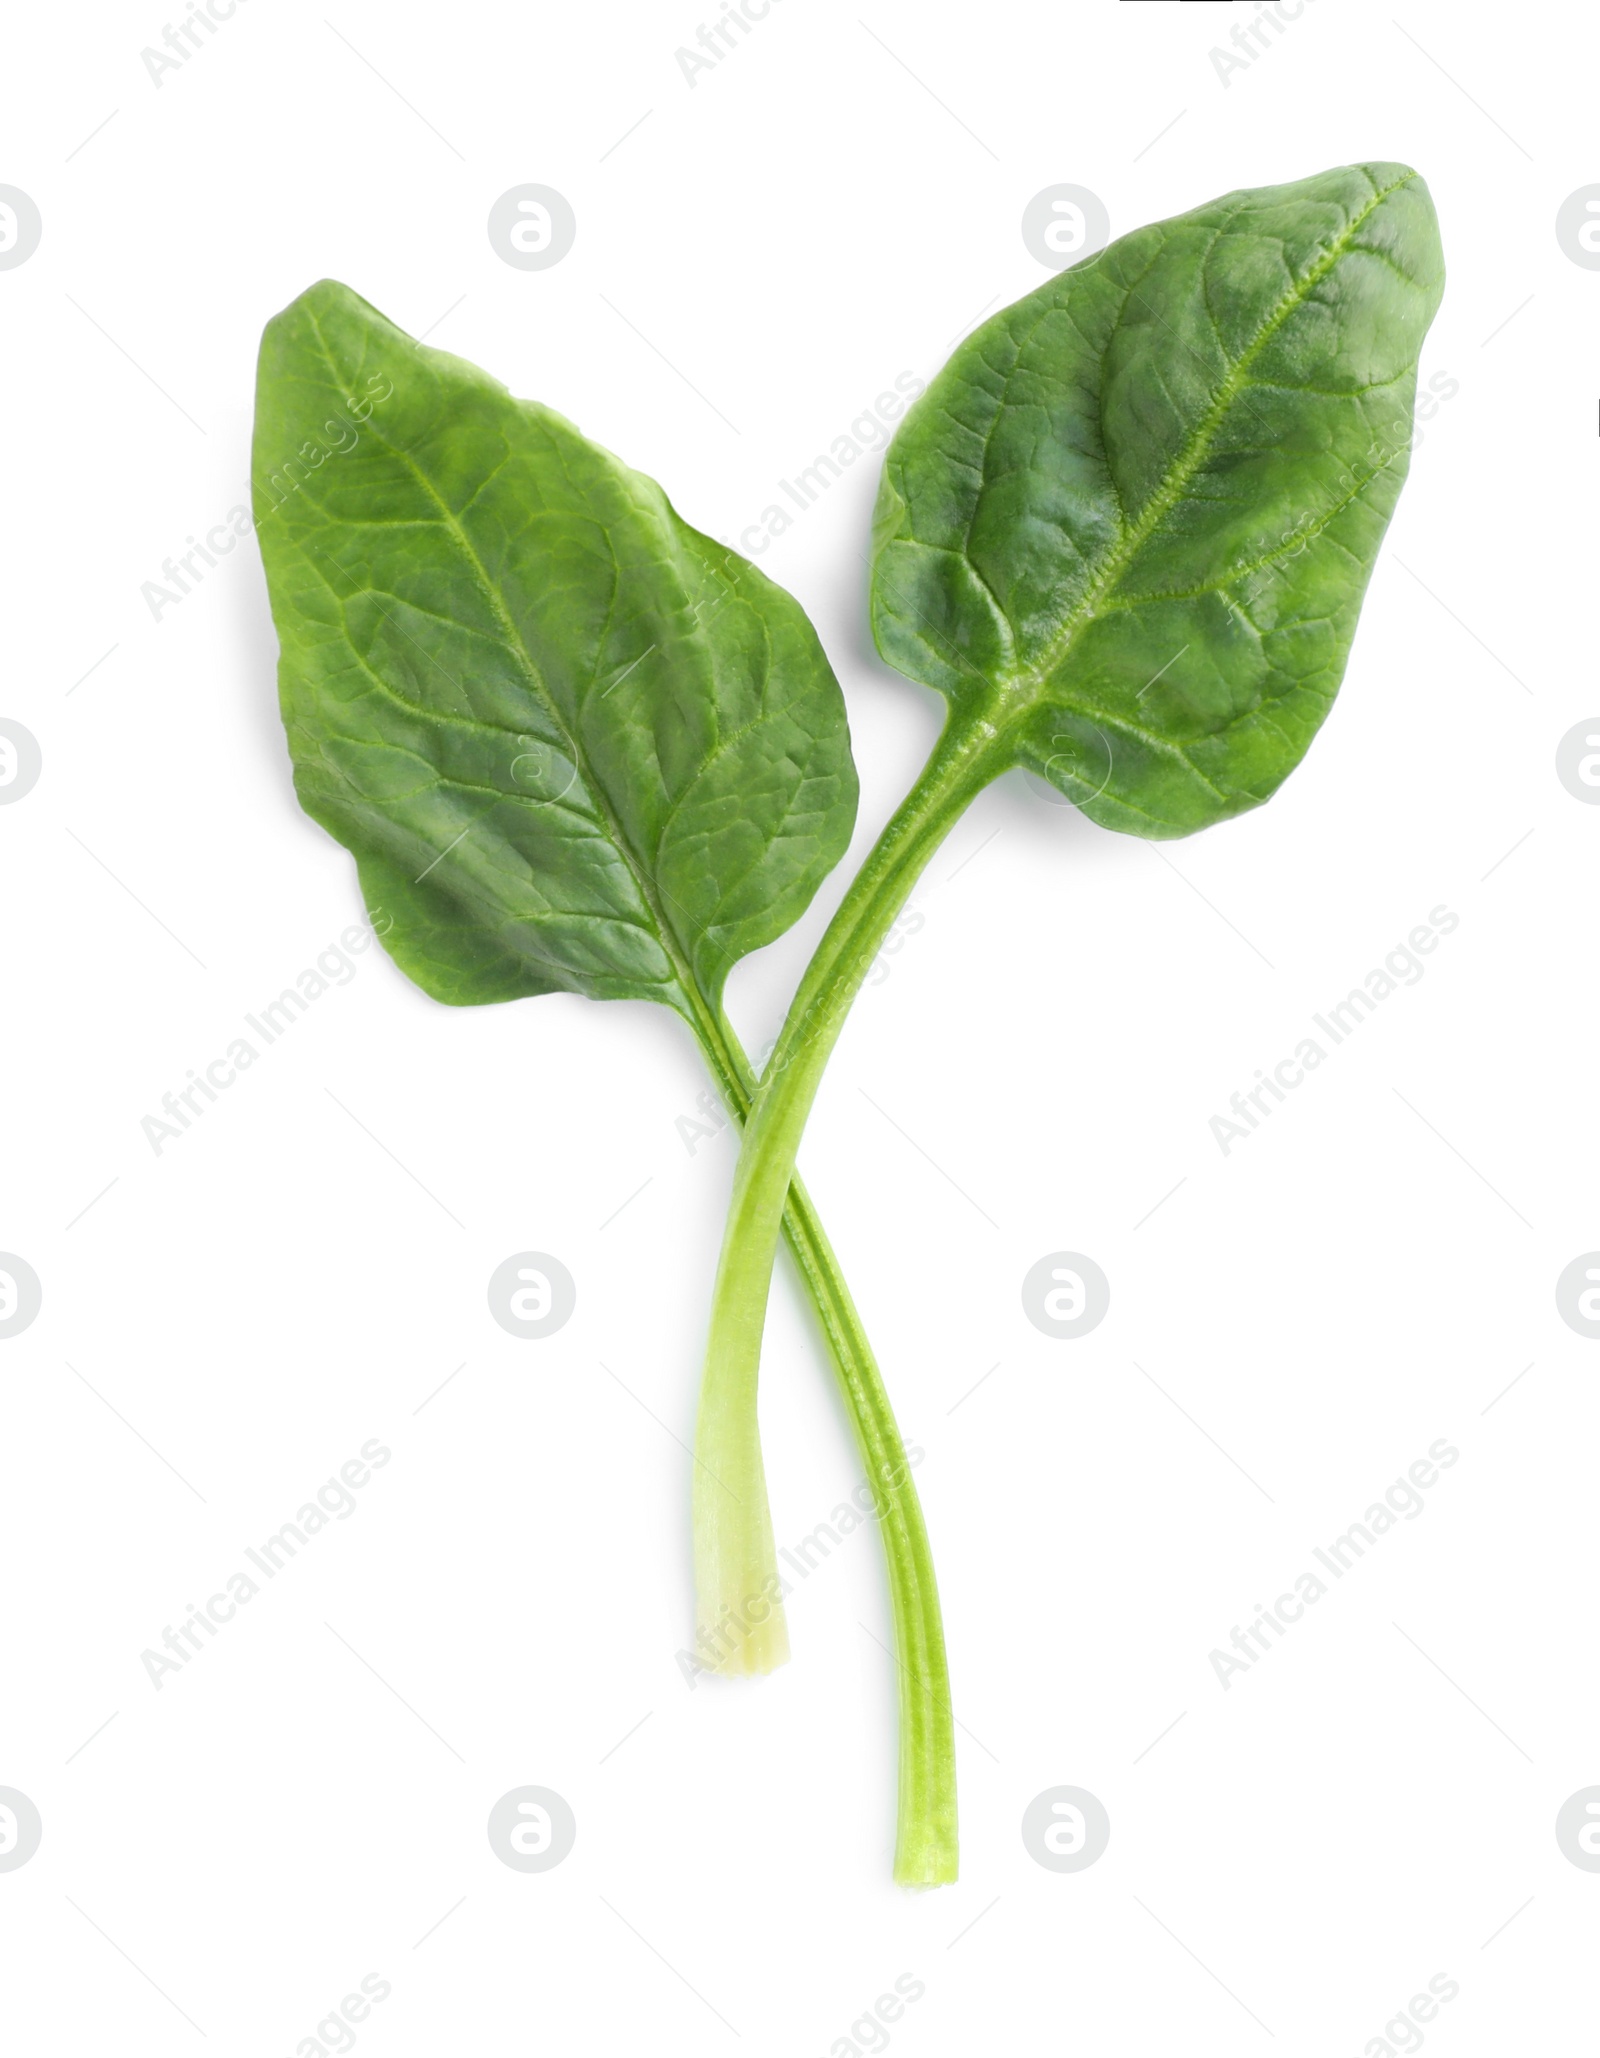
(299, 304), (723, 1021)
(990, 168), (1417, 722)
(284, 536), (680, 973)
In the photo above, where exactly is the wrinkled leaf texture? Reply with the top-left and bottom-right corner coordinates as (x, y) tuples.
(871, 162), (1446, 835)
(253, 282), (858, 1017)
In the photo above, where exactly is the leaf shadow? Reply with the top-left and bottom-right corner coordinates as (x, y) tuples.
(226, 528), (303, 822)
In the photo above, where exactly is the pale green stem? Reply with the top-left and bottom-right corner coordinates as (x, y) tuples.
(685, 998), (957, 1881)
(692, 712), (1006, 1882)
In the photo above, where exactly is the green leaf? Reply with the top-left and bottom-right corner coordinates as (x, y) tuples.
(870, 162), (1445, 836)
(252, 279), (858, 1014)
(694, 167), (1444, 1850)
(253, 282), (961, 1882)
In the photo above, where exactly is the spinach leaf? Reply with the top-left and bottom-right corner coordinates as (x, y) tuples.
(254, 281), (857, 1014)
(871, 161), (1445, 833)
(252, 282), (955, 1879)
(249, 158), (1448, 1895)
(695, 165), (1444, 1873)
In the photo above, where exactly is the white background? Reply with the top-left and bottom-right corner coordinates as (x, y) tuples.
(2, 1), (1595, 2050)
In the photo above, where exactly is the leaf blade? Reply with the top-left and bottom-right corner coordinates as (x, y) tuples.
(253, 279), (858, 1009)
(871, 162), (1446, 836)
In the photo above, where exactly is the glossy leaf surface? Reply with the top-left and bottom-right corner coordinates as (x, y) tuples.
(253, 281), (858, 1012)
(871, 163), (1445, 836)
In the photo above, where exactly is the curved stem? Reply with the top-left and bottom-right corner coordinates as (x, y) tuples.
(775, 1179), (956, 1883)
(692, 712), (1005, 1881)
(692, 1002), (958, 1883)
